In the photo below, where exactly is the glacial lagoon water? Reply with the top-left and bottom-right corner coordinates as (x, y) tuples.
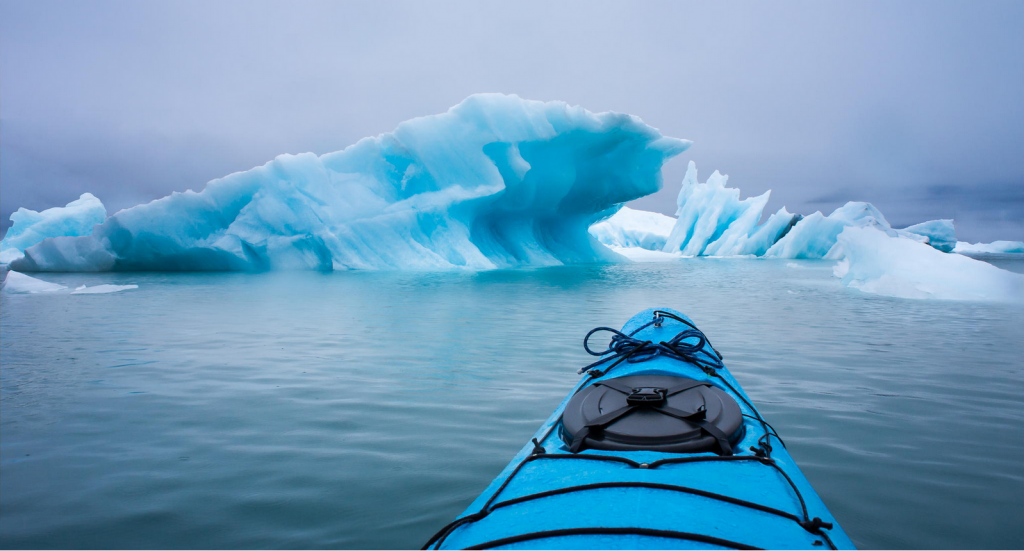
(2, 258), (1023, 549)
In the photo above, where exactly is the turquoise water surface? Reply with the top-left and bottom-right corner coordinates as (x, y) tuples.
(2, 258), (1023, 549)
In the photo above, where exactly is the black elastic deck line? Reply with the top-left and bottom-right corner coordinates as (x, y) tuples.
(425, 452), (834, 550)
(489, 481), (803, 524)
(464, 526), (761, 550)
(742, 413), (786, 448)
(645, 454), (812, 522)
(645, 454), (772, 469)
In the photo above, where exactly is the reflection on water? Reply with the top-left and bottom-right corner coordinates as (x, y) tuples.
(2, 259), (1023, 549)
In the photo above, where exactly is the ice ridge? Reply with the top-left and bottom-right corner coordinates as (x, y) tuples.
(618, 162), (956, 259)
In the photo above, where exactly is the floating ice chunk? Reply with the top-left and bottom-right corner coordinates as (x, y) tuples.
(0, 193), (106, 264)
(1, 271), (68, 294)
(10, 95), (688, 272)
(662, 162), (799, 256)
(765, 202), (902, 259)
(589, 206), (676, 251)
(953, 240), (1024, 254)
(833, 226), (1024, 301)
(71, 284), (138, 294)
(900, 219), (957, 252)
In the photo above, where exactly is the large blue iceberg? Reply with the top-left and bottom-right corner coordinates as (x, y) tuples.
(8, 94), (688, 272)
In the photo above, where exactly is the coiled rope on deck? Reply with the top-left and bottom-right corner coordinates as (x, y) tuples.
(578, 310), (724, 377)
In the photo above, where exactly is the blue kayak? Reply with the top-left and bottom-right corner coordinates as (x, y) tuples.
(425, 308), (855, 550)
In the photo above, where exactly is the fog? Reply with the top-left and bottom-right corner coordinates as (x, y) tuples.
(2, 0), (1022, 241)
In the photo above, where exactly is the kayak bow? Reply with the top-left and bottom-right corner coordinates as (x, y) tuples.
(426, 308), (855, 550)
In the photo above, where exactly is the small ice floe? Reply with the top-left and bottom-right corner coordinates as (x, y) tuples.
(71, 284), (139, 294)
(1, 271), (68, 293)
(6, 95), (690, 272)
(1, 271), (137, 295)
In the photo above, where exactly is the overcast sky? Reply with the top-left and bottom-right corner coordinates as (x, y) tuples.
(2, 0), (1022, 242)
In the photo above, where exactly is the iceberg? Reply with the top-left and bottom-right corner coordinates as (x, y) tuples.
(644, 162), (960, 260)
(0, 193), (107, 264)
(10, 94), (689, 272)
(953, 240), (1024, 254)
(662, 162), (800, 257)
(833, 226), (1024, 301)
(589, 206), (676, 251)
(598, 161), (1022, 302)
(1, 271), (68, 294)
(900, 219), (957, 253)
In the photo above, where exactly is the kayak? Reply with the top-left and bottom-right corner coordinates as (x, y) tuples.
(424, 308), (855, 550)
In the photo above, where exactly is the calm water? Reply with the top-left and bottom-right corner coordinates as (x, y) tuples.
(2, 259), (1023, 549)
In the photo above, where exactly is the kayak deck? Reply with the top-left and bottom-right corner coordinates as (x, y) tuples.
(426, 308), (855, 550)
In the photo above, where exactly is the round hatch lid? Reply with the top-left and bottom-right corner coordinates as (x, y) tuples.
(561, 375), (744, 454)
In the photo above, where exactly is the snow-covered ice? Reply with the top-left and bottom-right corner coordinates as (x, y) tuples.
(0, 193), (106, 264)
(833, 226), (1024, 301)
(1, 271), (68, 294)
(10, 94), (688, 272)
(589, 206), (676, 251)
(953, 240), (1024, 254)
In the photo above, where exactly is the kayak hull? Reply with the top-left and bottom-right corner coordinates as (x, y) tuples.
(428, 308), (855, 550)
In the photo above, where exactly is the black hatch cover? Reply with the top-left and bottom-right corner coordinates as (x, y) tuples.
(561, 374), (744, 454)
